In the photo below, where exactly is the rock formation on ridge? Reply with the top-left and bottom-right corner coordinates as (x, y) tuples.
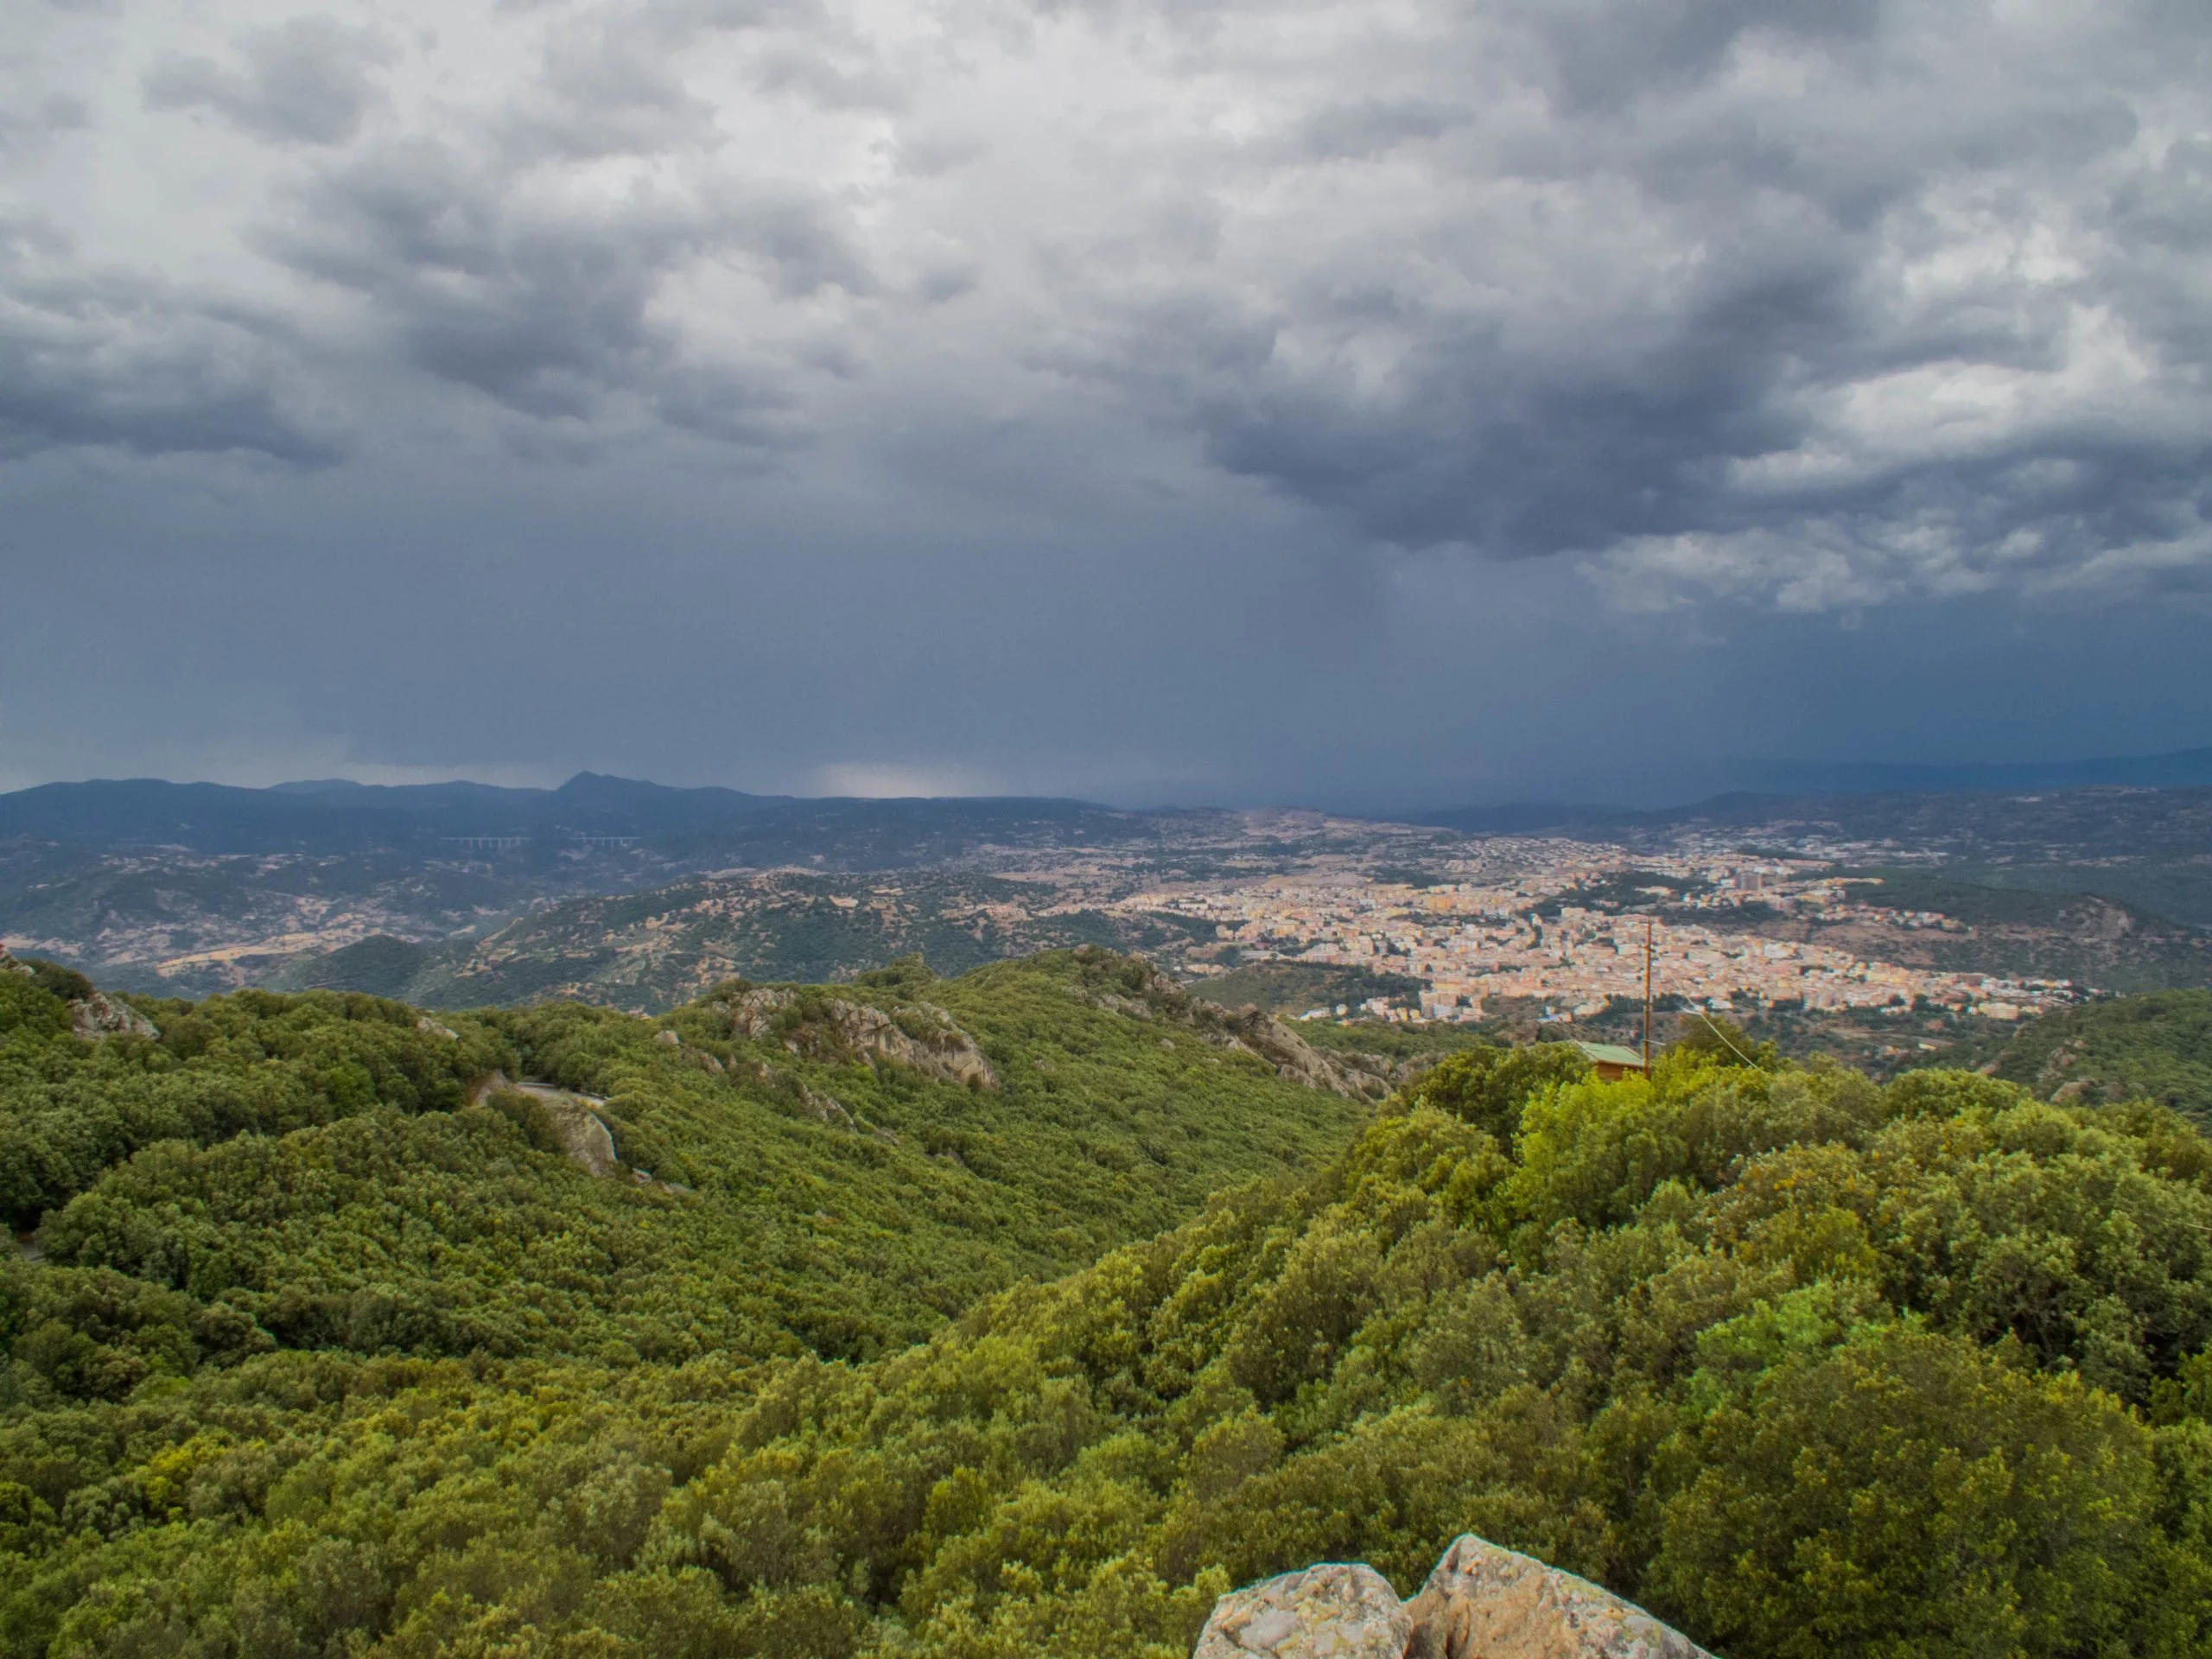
(715, 985), (999, 1090)
(2, 944), (161, 1040)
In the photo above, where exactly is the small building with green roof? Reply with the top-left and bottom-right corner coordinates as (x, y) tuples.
(1574, 1040), (1649, 1081)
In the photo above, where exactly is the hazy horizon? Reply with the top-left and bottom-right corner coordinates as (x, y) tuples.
(10, 739), (2212, 818)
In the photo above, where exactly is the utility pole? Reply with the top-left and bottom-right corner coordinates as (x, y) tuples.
(1643, 915), (1655, 1073)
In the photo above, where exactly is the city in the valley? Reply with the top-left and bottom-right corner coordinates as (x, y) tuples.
(1118, 842), (2077, 1027)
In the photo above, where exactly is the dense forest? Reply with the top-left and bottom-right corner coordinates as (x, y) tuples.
(5, 952), (2212, 1656)
(0, 950), (1369, 1370)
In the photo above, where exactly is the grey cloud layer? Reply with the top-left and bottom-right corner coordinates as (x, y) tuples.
(0, 219), (340, 462)
(257, 143), (840, 443)
(142, 16), (391, 146)
(1075, 0), (2212, 605)
(6, 0), (2209, 608)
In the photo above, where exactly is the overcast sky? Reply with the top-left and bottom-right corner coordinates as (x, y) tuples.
(4, 0), (2209, 807)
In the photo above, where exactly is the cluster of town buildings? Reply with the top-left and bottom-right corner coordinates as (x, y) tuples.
(1124, 853), (2077, 1025)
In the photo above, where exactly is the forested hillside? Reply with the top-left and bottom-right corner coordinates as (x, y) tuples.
(0, 949), (1371, 1371)
(1994, 988), (2212, 1117)
(7, 956), (2212, 1657)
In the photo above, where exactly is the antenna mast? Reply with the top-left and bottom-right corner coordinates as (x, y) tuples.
(1643, 915), (1655, 1072)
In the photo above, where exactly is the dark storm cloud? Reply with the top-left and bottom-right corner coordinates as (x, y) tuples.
(0, 219), (340, 463)
(261, 141), (714, 424)
(142, 17), (391, 146)
(1185, 251), (1857, 555)
(1004, 0), (2212, 606)
(1517, 0), (1885, 112)
(257, 140), (861, 442)
(7, 0), (2212, 615)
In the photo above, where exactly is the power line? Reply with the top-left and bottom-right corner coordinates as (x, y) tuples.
(1688, 1006), (1766, 1071)
(1636, 907), (1765, 1071)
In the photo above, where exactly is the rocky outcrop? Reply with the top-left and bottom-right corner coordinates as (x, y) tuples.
(532, 1090), (620, 1179)
(716, 987), (997, 1090)
(1211, 1002), (1376, 1095)
(3, 945), (160, 1040)
(1068, 950), (1387, 1098)
(1195, 1564), (1410, 1658)
(1194, 1536), (1710, 1659)
(798, 1083), (857, 1132)
(68, 990), (161, 1041)
(472, 1073), (621, 1178)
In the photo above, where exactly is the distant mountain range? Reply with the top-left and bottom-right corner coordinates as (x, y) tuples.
(12, 742), (2212, 855)
(0, 772), (781, 851)
(1407, 745), (2212, 828)
(0, 772), (1163, 861)
(1409, 780), (2212, 846)
(1719, 746), (2212, 796)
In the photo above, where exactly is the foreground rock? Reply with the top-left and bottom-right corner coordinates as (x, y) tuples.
(1193, 1564), (1410, 1658)
(1195, 1535), (1710, 1659)
(1404, 1535), (1709, 1659)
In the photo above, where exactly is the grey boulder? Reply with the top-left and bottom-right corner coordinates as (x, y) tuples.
(1404, 1535), (1710, 1659)
(1192, 1535), (1710, 1659)
(1193, 1563), (1411, 1658)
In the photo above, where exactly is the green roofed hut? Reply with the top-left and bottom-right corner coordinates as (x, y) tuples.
(1574, 1040), (1649, 1081)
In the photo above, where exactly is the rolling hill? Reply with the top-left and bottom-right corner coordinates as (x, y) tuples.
(1, 945), (1376, 1367)
(262, 872), (1218, 1011)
